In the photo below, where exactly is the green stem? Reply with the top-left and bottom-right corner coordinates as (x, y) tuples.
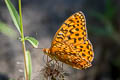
(18, 0), (28, 80)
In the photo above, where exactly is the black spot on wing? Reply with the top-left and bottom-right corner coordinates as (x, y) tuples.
(78, 37), (82, 41)
(69, 30), (74, 34)
(80, 46), (83, 48)
(64, 23), (71, 27)
(76, 28), (79, 31)
(67, 36), (71, 39)
(57, 37), (63, 40)
(82, 53), (86, 56)
(74, 38), (77, 43)
(75, 33), (79, 36)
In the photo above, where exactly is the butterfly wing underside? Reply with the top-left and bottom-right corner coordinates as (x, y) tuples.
(52, 11), (87, 44)
(48, 11), (94, 69)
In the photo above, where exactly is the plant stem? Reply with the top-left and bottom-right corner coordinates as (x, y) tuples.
(18, 0), (28, 80)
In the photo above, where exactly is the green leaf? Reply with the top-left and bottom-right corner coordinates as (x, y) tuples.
(0, 22), (17, 38)
(25, 50), (32, 80)
(25, 36), (39, 48)
(4, 0), (21, 34)
(105, 0), (116, 20)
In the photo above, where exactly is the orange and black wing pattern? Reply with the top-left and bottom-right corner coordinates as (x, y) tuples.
(44, 11), (94, 69)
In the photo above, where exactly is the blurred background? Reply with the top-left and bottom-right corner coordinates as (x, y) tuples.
(0, 0), (120, 80)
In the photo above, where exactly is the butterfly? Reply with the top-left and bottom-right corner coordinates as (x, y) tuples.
(42, 11), (94, 70)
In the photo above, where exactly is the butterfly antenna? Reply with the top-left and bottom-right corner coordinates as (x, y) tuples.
(33, 47), (43, 50)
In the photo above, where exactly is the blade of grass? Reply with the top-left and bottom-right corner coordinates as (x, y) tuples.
(5, 0), (21, 34)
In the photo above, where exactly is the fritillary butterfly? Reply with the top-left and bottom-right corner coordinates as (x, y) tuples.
(43, 11), (94, 69)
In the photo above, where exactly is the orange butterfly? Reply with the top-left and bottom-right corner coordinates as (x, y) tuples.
(43, 11), (94, 69)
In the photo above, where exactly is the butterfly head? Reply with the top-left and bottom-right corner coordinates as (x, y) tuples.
(42, 48), (50, 55)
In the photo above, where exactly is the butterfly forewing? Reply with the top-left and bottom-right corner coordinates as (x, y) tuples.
(52, 11), (87, 45)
